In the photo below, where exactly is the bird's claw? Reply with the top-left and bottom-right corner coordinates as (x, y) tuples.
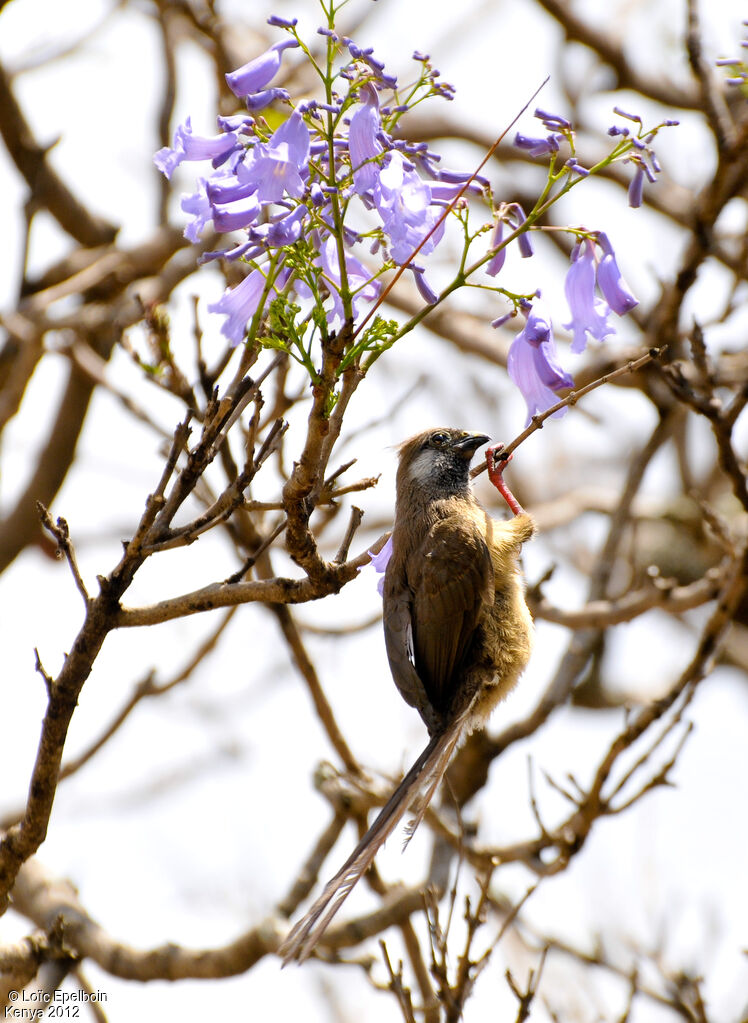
(486, 444), (522, 516)
(486, 443), (512, 480)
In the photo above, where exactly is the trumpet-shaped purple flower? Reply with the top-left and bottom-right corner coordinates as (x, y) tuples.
(208, 267), (273, 345)
(349, 84), (384, 194)
(534, 108), (571, 131)
(245, 87), (291, 112)
(596, 232), (638, 314)
(563, 239), (614, 353)
(225, 39), (299, 99)
(267, 15), (298, 28)
(410, 265), (438, 304)
(212, 194), (261, 233)
(486, 218), (506, 277)
(374, 151), (443, 264)
(181, 178), (213, 242)
(248, 204), (309, 248)
(513, 204), (533, 258)
(507, 304), (573, 424)
(154, 117), (240, 179)
(200, 239), (261, 265)
(514, 132), (562, 158)
(428, 180), (478, 205)
(268, 204), (309, 246)
(237, 110), (310, 202)
(207, 175), (258, 205)
(315, 234), (381, 326)
(628, 164), (645, 208)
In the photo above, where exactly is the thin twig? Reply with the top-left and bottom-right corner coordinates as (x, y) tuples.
(36, 504), (89, 606)
(471, 346), (666, 479)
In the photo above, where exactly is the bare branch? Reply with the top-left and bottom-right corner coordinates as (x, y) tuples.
(36, 505), (90, 607)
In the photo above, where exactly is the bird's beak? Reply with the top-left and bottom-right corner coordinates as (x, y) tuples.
(451, 432), (490, 458)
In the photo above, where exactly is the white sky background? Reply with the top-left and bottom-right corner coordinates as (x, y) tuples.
(1, 0), (747, 1020)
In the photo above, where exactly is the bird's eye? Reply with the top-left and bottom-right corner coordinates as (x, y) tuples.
(430, 431), (450, 448)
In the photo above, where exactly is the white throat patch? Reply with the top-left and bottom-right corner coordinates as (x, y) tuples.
(407, 449), (437, 485)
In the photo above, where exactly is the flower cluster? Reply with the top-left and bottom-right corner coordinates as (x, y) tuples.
(154, 22), (476, 354)
(497, 103), (681, 423)
(607, 107), (678, 208)
(154, 15), (658, 422)
(504, 231), (638, 423)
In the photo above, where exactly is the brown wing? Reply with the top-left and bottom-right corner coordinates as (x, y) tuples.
(383, 580), (442, 734)
(410, 517), (494, 717)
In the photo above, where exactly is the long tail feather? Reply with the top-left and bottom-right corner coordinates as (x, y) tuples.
(401, 725), (463, 847)
(280, 716), (465, 964)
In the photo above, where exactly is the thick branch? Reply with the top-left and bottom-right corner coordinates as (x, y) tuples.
(115, 555), (368, 628)
(11, 858), (282, 981)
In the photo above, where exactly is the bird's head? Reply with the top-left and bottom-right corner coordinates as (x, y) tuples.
(396, 428), (489, 503)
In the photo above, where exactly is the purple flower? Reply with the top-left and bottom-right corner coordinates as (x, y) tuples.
(428, 181), (472, 204)
(628, 164), (645, 208)
(609, 106), (674, 208)
(208, 267), (272, 345)
(425, 175), (485, 206)
(596, 233), (638, 315)
(245, 87), (291, 112)
(410, 265), (438, 304)
(225, 39), (299, 99)
(374, 151), (443, 264)
(268, 204), (309, 246)
(212, 195), (261, 233)
(344, 39), (397, 88)
(348, 84), (384, 194)
(507, 304), (573, 424)
(512, 204), (533, 258)
(514, 132), (562, 158)
(237, 110), (310, 202)
(216, 114), (255, 134)
(200, 239), (261, 265)
(534, 108), (571, 131)
(431, 167), (488, 189)
(613, 106), (643, 125)
(491, 309), (516, 329)
(154, 118), (240, 179)
(565, 157), (590, 177)
(368, 535), (393, 595)
(563, 239), (614, 353)
(486, 204), (532, 277)
(267, 15), (298, 28)
(316, 235), (380, 326)
(486, 218), (506, 277)
(206, 175), (258, 206)
(180, 178), (213, 242)
(249, 204), (309, 247)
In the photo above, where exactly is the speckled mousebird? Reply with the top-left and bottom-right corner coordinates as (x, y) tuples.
(281, 428), (535, 963)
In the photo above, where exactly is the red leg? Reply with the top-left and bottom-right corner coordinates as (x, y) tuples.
(486, 444), (523, 515)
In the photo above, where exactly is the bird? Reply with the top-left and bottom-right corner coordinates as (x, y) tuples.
(280, 427), (535, 963)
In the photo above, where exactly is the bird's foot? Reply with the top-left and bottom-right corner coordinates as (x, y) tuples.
(486, 444), (523, 515)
